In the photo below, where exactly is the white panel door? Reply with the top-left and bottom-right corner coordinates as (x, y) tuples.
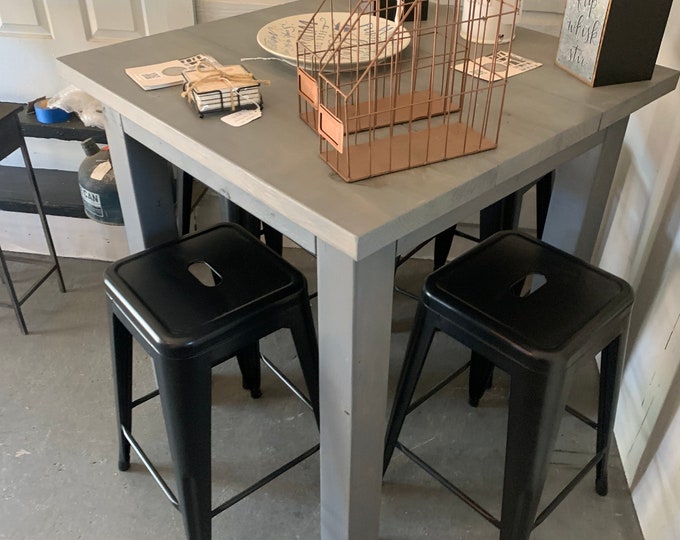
(0, 0), (194, 102)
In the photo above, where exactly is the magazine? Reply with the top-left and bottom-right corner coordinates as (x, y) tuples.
(125, 54), (218, 90)
(455, 51), (542, 82)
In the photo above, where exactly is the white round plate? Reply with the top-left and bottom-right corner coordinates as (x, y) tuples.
(256, 12), (411, 68)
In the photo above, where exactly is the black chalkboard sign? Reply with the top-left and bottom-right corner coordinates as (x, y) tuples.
(556, 0), (673, 87)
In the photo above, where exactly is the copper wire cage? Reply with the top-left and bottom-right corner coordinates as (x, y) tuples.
(296, 0), (519, 182)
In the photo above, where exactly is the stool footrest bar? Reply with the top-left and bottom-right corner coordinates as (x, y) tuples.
(122, 426), (179, 508)
(396, 239), (433, 269)
(533, 449), (607, 528)
(260, 353), (312, 410)
(565, 405), (598, 430)
(211, 443), (320, 517)
(453, 229), (480, 243)
(132, 389), (160, 408)
(407, 363), (470, 414)
(396, 441), (501, 528)
(394, 285), (419, 301)
(122, 422), (319, 519)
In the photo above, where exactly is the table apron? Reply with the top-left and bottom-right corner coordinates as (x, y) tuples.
(120, 113), (318, 254)
(396, 125), (612, 259)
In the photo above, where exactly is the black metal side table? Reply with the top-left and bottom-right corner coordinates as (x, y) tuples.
(0, 102), (65, 334)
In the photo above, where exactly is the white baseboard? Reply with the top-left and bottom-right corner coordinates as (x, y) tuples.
(0, 211), (129, 261)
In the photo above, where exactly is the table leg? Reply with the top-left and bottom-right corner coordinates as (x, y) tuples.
(316, 240), (396, 540)
(104, 108), (177, 252)
(542, 117), (629, 260)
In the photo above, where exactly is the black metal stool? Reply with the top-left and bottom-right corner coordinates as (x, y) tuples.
(0, 102), (65, 334)
(106, 223), (319, 540)
(384, 231), (633, 539)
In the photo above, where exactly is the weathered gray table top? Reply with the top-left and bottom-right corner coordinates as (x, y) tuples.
(57, 0), (679, 260)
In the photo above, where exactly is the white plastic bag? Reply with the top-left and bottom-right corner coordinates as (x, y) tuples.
(48, 86), (105, 129)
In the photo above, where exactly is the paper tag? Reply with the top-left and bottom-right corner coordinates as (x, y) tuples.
(91, 161), (112, 181)
(221, 108), (262, 127)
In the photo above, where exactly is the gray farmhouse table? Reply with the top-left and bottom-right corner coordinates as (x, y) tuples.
(58, 1), (678, 538)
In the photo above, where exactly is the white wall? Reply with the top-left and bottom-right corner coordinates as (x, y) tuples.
(596, 2), (680, 539)
(196, 0), (295, 21)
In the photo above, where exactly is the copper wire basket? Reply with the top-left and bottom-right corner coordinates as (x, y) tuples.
(297, 0), (518, 182)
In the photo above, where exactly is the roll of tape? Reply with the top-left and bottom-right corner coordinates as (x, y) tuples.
(34, 99), (71, 124)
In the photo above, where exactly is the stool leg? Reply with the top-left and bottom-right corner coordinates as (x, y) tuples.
(226, 201), (261, 241)
(177, 171), (194, 236)
(384, 305), (437, 474)
(20, 141), (65, 293)
(535, 172), (554, 240)
(226, 200), (283, 254)
(263, 224), (283, 256)
(433, 225), (457, 270)
(288, 300), (320, 426)
(0, 246), (28, 334)
(236, 343), (262, 399)
(233, 207), (263, 240)
(467, 197), (521, 403)
(481, 194), (521, 237)
(225, 200), (244, 226)
(109, 311), (133, 471)
(155, 359), (213, 540)
(596, 335), (625, 496)
(500, 368), (570, 540)
(468, 351), (494, 407)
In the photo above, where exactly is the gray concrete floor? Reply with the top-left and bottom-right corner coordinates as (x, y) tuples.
(0, 244), (643, 539)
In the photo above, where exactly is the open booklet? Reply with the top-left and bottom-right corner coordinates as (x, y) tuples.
(455, 51), (542, 82)
(125, 54), (218, 90)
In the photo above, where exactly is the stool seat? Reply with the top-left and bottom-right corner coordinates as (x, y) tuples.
(424, 231), (632, 364)
(107, 224), (304, 357)
(384, 231), (634, 540)
(107, 223), (319, 540)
